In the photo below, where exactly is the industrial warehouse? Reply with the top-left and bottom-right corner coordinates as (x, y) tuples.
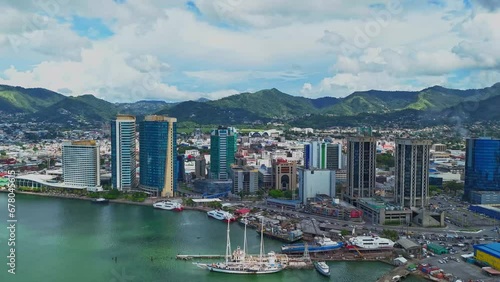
(473, 243), (500, 276)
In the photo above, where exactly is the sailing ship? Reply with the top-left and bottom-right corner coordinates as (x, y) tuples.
(196, 217), (287, 274)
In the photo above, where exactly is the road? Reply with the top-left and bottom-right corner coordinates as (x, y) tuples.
(253, 203), (500, 237)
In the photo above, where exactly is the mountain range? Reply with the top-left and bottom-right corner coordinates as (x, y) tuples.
(1, 83), (499, 128)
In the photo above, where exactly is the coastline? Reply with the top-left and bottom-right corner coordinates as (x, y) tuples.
(1, 189), (428, 281)
(0, 189), (208, 212)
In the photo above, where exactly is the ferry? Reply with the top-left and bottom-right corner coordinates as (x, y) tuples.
(281, 236), (343, 253)
(346, 235), (395, 250)
(153, 201), (183, 211)
(207, 210), (236, 222)
(314, 261), (330, 277)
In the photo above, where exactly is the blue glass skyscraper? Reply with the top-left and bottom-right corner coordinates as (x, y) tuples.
(139, 115), (177, 197)
(464, 138), (500, 200)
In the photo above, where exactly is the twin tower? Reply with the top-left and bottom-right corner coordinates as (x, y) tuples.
(111, 115), (177, 197)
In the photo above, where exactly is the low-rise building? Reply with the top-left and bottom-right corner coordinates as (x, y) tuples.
(357, 197), (412, 225)
(470, 191), (500, 204)
(298, 168), (336, 205)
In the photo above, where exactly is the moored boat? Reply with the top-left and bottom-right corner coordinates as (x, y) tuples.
(153, 201), (183, 211)
(281, 235), (343, 253)
(346, 235), (394, 251)
(207, 210), (236, 222)
(196, 217), (286, 275)
(314, 261), (330, 277)
(93, 198), (109, 204)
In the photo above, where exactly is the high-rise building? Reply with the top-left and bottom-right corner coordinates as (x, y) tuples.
(464, 138), (500, 200)
(62, 140), (100, 188)
(345, 137), (377, 205)
(272, 158), (297, 190)
(194, 155), (207, 179)
(111, 115), (137, 191)
(210, 126), (237, 180)
(394, 139), (432, 208)
(231, 165), (259, 194)
(304, 141), (342, 170)
(177, 155), (185, 182)
(139, 115), (177, 197)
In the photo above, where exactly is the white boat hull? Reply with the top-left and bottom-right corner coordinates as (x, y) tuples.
(153, 202), (183, 211)
(206, 265), (283, 274)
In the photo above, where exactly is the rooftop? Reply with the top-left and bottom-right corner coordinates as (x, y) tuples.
(474, 243), (500, 258)
(359, 197), (406, 211)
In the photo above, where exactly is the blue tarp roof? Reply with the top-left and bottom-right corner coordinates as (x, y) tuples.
(474, 243), (500, 258)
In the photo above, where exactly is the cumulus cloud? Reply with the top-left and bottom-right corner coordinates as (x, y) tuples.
(0, 0), (499, 101)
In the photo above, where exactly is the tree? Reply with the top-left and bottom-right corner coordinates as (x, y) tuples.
(0, 150), (6, 156)
(340, 230), (349, 236)
(382, 229), (399, 242)
(429, 185), (441, 196)
(444, 180), (463, 196)
(268, 189), (284, 198)
(376, 153), (395, 169)
(283, 190), (294, 199)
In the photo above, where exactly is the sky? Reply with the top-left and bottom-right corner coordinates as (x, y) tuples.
(0, 0), (499, 102)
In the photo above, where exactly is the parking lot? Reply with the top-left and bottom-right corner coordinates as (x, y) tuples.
(430, 195), (500, 228)
(421, 255), (495, 281)
(414, 230), (499, 281)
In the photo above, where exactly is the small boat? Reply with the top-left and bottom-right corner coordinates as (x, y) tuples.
(153, 201), (183, 211)
(314, 261), (330, 277)
(93, 198), (109, 204)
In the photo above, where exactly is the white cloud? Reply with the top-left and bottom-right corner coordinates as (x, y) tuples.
(0, 0), (499, 102)
(184, 69), (305, 84)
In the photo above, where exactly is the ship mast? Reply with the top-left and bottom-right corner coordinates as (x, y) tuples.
(225, 215), (231, 264)
(259, 217), (264, 264)
(243, 217), (247, 262)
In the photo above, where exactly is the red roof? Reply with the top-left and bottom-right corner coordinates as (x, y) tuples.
(236, 208), (251, 215)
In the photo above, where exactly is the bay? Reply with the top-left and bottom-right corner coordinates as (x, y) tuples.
(0, 193), (425, 281)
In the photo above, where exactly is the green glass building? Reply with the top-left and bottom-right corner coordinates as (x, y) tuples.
(210, 126), (237, 180)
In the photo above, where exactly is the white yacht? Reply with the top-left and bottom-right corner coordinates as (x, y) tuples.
(207, 210), (236, 222)
(153, 201), (183, 211)
(347, 235), (395, 250)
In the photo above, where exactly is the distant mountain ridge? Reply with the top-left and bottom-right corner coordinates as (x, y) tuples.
(0, 82), (499, 127)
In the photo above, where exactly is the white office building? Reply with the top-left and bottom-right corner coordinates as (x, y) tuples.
(62, 140), (100, 188)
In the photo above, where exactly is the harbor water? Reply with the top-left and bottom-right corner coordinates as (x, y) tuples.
(0, 193), (425, 281)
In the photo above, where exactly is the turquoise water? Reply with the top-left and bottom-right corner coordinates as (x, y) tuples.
(0, 193), (425, 281)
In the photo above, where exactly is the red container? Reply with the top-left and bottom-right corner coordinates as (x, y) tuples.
(350, 210), (362, 218)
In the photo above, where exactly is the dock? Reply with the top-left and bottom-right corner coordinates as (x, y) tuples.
(376, 265), (410, 282)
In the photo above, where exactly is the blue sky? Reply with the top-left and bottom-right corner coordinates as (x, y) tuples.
(0, 0), (499, 102)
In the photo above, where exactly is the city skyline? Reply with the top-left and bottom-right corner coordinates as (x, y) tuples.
(0, 1), (499, 102)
